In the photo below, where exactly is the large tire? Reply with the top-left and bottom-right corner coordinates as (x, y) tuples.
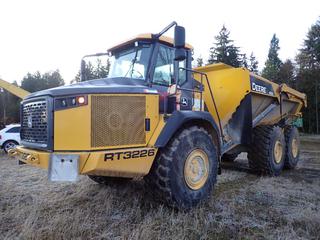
(88, 175), (132, 185)
(248, 125), (285, 176)
(221, 152), (239, 162)
(144, 126), (218, 209)
(3, 140), (19, 154)
(284, 126), (300, 169)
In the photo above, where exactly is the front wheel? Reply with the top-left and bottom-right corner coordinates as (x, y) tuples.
(144, 126), (218, 209)
(3, 140), (18, 154)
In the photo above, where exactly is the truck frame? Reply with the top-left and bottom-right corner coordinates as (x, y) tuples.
(11, 22), (306, 209)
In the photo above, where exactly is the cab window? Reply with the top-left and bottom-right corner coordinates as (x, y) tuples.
(153, 45), (174, 86)
(178, 60), (187, 86)
(153, 45), (188, 86)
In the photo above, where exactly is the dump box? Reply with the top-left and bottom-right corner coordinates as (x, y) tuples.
(194, 63), (306, 153)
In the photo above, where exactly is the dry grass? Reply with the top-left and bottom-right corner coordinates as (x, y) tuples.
(1, 138), (320, 240)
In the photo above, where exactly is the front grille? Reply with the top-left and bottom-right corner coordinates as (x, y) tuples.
(21, 99), (48, 146)
(91, 95), (146, 148)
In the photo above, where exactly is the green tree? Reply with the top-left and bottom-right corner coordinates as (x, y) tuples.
(240, 53), (248, 69)
(279, 59), (295, 87)
(262, 34), (282, 82)
(74, 58), (111, 82)
(196, 56), (203, 67)
(248, 52), (259, 73)
(296, 18), (320, 133)
(208, 25), (241, 67)
(21, 70), (64, 92)
(44, 70), (65, 89)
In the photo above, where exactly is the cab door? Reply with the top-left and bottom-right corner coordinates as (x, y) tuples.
(150, 43), (192, 113)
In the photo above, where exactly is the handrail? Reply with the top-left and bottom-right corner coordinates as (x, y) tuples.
(177, 67), (224, 142)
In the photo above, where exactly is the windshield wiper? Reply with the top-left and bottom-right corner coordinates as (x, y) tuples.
(124, 49), (139, 78)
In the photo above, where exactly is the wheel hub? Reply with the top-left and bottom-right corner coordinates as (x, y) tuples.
(184, 149), (209, 190)
(291, 138), (298, 158)
(274, 140), (283, 164)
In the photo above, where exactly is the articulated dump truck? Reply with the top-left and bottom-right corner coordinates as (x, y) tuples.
(11, 22), (306, 209)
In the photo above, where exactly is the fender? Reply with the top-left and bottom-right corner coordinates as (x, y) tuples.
(155, 111), (221, 151)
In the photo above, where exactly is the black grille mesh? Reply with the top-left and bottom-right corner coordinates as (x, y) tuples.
(21, 100), (48, 145)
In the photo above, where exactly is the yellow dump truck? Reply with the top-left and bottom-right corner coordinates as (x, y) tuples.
(11, 22), (306, 209)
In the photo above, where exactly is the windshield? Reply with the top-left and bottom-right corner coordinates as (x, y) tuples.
(108, 43), (152, 80)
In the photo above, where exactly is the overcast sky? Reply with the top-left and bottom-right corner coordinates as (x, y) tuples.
(0, 0), (319, 84)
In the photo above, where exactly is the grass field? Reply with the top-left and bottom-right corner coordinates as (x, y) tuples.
(1, 137), (320, 239)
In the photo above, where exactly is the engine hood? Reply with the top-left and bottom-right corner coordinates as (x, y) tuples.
(25, 77), (158, 99)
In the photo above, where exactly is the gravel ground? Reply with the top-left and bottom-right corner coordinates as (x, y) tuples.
(0, 137), (319, 240)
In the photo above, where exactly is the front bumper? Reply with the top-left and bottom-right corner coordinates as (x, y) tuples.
(11, 146), (157, 180)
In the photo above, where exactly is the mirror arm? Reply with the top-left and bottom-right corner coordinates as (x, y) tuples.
(154, 21), (177, 39)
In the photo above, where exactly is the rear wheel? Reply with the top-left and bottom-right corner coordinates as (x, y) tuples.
(88, 175), (132, 185)
(3, 140), (18, 154)
(248, 125), (285, 176)
(144, 126), (218, 209)
(284, 126), (300, 169)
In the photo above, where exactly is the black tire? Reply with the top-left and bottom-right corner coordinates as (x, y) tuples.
(284, 126), (300, 169)
(88, 175), (132, 185)
(221, 152), (239, 162)
(144, 126), (218, 209)
(248, 125), (285, 176)
(3, 140), (19, 154)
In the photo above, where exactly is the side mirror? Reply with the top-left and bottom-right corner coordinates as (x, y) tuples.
(80, 59), (86, 81)
(174, 25), (186, 61)
(174, 25), (185, 48)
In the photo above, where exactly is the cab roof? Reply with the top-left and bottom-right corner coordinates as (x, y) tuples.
(108, 33), (193, 52)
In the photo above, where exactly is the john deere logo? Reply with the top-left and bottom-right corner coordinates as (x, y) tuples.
(181, 97), (188, 106)
(27, 116), (32, 128)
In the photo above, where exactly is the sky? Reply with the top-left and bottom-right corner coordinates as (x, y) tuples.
(0, 0), (319, 84)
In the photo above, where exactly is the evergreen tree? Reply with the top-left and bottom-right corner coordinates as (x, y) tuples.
(262, 34), (282, 82)
(279, 59), (295, 87)
(240, 53), (248, 68)
(21, 70), (64, 92)
(196, 56), (203, 67)
(207, 25), (241, 67)
(296, 18), (320, 133)
(74, 58), (111, 82)
(248, 52), (259, 73)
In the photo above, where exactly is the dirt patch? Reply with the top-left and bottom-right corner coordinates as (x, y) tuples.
(0, 136), (320, 239)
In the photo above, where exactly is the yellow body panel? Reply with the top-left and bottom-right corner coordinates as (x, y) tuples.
(14, 146), (157, 178)
(15, 93), (163, 178)
(15, 146), (90, 170)
(81, 147), (158, 177)
(54, 94), (160, 151)
(144, 94), (160, 145)
(148, 114), (166, 147)
(54, 100), (91, 150)
(194, 64), (251, 128)
(108, 33), (193, 52)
